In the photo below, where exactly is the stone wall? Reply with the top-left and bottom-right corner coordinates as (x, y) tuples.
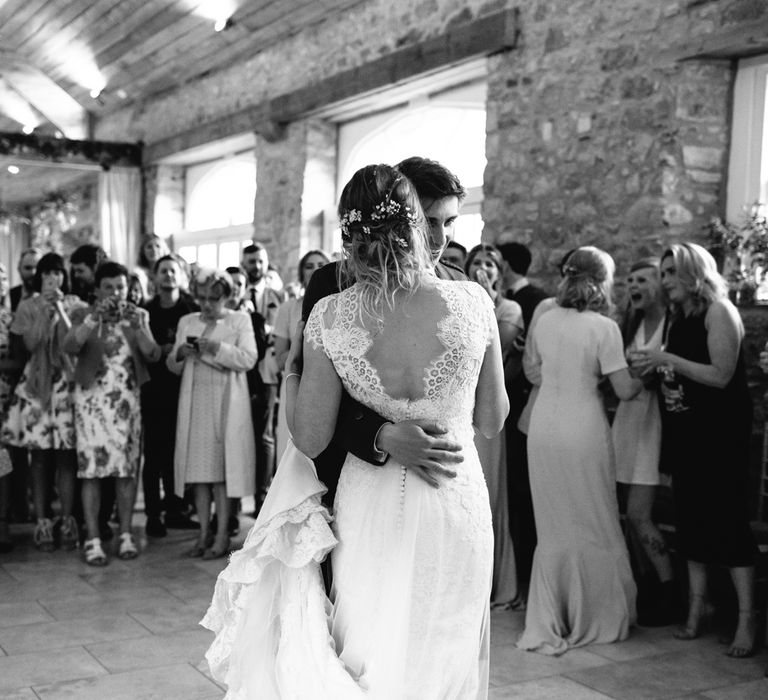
(485, 0), (765, 287)
(94, 0), (765, 283)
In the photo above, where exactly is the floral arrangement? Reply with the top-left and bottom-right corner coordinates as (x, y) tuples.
(339, 198), (417, 249)
(705, 205), (768, 305)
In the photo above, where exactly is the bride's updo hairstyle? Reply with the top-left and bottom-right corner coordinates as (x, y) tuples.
(338, 164), (431, 318)
(556, 245), (616, 315)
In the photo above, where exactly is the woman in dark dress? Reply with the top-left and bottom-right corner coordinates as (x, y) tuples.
(634, 242), (756, 658)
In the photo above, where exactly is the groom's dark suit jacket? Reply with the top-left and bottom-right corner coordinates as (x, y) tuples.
(302, 260), (466, 507)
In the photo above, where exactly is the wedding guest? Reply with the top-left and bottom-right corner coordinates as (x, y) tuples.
(10, 247), (41, 312)
(142, 255), (200, 537)
(440, 239), (467, 269)
(612, 258), (678, 626)
(225, 266), (253, 313)
(135, 233), (171, 299)
(0, 262), (21, 551)
(7, 248), (40, 524)
(273, 249), (330, 461)
(167, 268), (257, 559)
(70, 244), (108, 303)
(518, 246), (641, 655)
(466, 243), (523, 608)
(2, 254), (86, 551)
(633, 242), (757, 657)
(65, 262), (160, 566)
(498, 241), (548, 586)
(242, 244), (284, 513)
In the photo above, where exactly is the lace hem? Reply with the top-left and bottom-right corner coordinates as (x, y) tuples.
(201, 495), (339, 691)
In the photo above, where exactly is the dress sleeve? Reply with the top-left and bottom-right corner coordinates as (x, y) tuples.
(304, 295), (332, 355)
(598, 318), (628, 376)
(212, 313), (258, 371)
(496, 299), (524, 331)
(10, 298), (34, 335)
(481, 289), (497, 347)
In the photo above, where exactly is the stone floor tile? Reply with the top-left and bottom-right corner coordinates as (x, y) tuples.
(86, 629), (214, 673)
(32, 662), (222, 699)
(564, 651), (755, 700)
(0, 600), (55, 628)
(0, 647), (106, 693)
(0, 576), (99, 602)
(700, 679), (768, 699)
(38, 586), (185, 620)
(490, 643), (611, 687)
(489, 676), (615, 699)
(128, 601), (207, 634)
(0, 688), (39, 699)
(0, 614), (150, 655)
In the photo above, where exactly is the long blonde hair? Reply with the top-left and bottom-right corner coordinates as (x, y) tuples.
(337, 164), (432, 321)
(661, 242), (728, 314)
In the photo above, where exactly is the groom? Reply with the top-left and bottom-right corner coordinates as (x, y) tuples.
(300, 156), (468, 507)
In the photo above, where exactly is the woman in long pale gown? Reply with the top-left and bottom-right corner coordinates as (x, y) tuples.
(517, 246), (641, 655)
(203, 164), (508, 699)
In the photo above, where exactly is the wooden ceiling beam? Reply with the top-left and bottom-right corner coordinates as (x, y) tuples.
(0, 131), (141, 169)
(659, 17), (768, 61)
(145, 8), (520, 162)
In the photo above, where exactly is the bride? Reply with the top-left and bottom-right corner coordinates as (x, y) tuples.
(202, 164), (508, 699)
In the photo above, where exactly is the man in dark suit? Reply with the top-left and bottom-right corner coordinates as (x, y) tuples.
(497, 242), (548, 585)
(300, 157), (467, 509)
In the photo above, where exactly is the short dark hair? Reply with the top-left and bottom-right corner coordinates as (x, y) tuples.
(70, 244), (108, 270)
(95, 261), (129, 287)
(153, 254), (182, 275)
(445, 240), (467, 257)
(225, 265), (245, 276)
(242, 243), (265, 257)
(33, 253), (69, 294)
(497, 242), (532, 275)
(395, 157), (466, 203)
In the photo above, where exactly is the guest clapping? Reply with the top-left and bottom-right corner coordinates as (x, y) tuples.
(167, 269), (257, 559)
(65, 262), (160, 566)
(2, 253), (87, 552)
(632, 243), (757, 657)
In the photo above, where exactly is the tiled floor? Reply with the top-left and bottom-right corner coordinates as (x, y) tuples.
(0, 518), (766, 700)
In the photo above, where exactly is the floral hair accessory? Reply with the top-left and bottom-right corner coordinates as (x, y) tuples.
(339, 197), (417, 249)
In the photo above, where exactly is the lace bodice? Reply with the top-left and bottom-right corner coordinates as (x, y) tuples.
(305, 279), (496, 440)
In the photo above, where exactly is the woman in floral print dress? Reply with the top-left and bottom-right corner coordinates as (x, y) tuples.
(64, 261), (159, 566)
(2, 253), (86, 552)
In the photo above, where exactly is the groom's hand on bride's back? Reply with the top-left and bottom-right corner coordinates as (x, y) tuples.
(376, 419), (462, 488)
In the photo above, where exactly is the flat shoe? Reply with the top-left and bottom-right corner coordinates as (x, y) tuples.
(84, 538), (108, 567)
(185, 544), (206, 558)
(117, 532), (138, 560)
(202, 541), (230, 560)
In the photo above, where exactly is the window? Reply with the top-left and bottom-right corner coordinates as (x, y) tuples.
(172, 150), (256, 269)
(728, 55), (768, 220)
(334, 79), (487, 254)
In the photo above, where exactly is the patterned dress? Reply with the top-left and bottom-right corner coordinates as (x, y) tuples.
(73, 320), (142, 479)
(2, 295), (85, 451)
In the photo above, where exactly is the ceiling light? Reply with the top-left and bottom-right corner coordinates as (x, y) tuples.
(7, 166), (19, 175)
(90, 87), (102, 99)
(116, 89), (127, 99)
(21, 125), (34, 134)
(214, 17), (226, 31)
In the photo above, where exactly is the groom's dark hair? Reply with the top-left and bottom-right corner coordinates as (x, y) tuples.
(396, 157), (466, 203)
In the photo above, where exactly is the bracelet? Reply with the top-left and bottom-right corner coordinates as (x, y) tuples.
(285, 372), (302, 382)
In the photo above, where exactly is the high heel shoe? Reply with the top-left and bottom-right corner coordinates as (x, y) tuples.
(725, 609), (758, 659)
(674, 594), (711, 640)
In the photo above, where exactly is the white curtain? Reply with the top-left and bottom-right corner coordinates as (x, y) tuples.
(98, 167), (141, 266)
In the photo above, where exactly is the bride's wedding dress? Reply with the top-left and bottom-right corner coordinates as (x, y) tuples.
(203, 279), (495, 699)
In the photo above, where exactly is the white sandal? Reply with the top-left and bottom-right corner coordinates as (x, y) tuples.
(84, 537), (108, 566)
(118, 532), (138, 560)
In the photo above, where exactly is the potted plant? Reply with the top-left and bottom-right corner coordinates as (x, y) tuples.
(705, 206), (768, 306)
